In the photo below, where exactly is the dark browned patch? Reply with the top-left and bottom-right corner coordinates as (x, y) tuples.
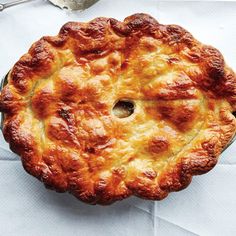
(58, 108), (71, 121)
(148, 136), (169, 153)
(203, 46), (225, 80)
(158, 104), (196, 131)
(85, 147), (96, 154)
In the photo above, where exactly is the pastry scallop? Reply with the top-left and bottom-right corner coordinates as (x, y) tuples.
(0, 14), (236, 205)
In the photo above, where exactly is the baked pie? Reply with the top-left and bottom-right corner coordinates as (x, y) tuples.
(0, 14), (236, 205)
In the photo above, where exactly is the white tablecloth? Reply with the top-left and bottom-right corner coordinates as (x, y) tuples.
(0, 1), (236, 235)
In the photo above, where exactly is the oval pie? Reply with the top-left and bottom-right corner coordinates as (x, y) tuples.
(1, 14), (236, 204)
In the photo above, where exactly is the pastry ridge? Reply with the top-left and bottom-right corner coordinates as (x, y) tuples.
(1, 13), (236, 204)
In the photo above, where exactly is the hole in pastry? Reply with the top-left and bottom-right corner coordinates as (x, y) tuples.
(233, 112), (236, 117)
(112, 100), (135, 118)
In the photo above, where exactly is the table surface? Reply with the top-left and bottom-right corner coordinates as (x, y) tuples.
(0, 1), (236, 236)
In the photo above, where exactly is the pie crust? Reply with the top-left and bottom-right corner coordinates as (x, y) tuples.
(1, 14), (236, 204)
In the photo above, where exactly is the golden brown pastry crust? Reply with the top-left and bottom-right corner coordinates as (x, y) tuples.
(1, 14), (236, 204)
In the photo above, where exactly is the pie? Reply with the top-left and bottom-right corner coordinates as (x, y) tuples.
(0, 14), (236, 205)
